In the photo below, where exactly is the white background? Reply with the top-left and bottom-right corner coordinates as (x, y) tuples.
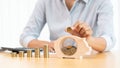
(0, 0), (120, 51)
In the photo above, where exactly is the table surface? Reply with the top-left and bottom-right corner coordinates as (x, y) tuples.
(0, 51), (120, 68)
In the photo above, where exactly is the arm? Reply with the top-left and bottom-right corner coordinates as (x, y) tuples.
(67, 0), (115, 52)
(28, 39), (54, 51)
(28, 39), (49, 48)
(20, 0), (47, 48)
(94, 0), (115, 51)
(68, 22), (107, 52)
(86, 36), (106, 52)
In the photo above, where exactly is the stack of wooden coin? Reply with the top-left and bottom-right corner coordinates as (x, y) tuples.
(35, 48), (40, 58)
(61, 46), (77, 56)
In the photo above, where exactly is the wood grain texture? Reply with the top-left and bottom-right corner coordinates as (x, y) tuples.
(0, 51), (120, 68)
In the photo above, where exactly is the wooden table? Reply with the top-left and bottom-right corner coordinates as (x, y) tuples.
(0, 51), (120, 68)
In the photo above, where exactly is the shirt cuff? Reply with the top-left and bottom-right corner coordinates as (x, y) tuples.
(21, 36), (36, 48)
(101, 35), (112, 51)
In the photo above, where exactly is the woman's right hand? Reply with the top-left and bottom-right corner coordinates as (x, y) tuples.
(48, 41), (55, 52)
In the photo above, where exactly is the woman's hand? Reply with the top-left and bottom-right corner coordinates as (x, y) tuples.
(48, 41), (55, 52)
(67, 21), (93, 38)
(66, 21), (106, 52)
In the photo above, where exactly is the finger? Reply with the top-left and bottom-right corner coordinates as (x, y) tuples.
(79, 28), (90, 34)
(49, 47), (55, 53)
(75, 22), (87, 33)
(79, 28), (85, 36)
(73, 25), (80, 32)
(79, 23), (90, 34)
(83, 30), (92, 37)
(73, 21), (82, 32)
(83, 31), (89, 37)
(70, 30), (81, 37)
(78, 23), (87, 35)
(79, 29), (90, 37)
(75, 23), (84, 32)
(52, 48), (55, 52)
(66, 26), (80, 36)
(83, 26), (92, 37)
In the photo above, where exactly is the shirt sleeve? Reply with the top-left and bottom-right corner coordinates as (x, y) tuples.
(20, 0), (46, 47)
(96, 0), (116, 51)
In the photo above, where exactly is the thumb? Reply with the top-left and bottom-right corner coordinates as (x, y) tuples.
(66, 27), (80, 37)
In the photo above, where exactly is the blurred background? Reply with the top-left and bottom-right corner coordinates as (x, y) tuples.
(0, 0), (120, 51)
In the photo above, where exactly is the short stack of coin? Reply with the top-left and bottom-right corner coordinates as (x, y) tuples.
(35, 48), (40, 58)
(27, 50), (32, 57)
(19, 51), (24, 57)
(11, 52), (17, 57)
(44, 45), (49, 58)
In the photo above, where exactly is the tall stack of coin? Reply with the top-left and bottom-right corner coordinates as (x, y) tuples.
(44, 45), (49, 58)
(11, 52), (17, 57)
(19, 51), (24, 57)
(27, 50), (32, 57)
(35, 48), (40, 58)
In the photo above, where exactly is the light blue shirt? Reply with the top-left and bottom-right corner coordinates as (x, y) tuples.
(20, 0), (115, 51)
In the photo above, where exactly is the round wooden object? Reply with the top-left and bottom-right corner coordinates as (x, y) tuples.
(54, 36), (92, 59)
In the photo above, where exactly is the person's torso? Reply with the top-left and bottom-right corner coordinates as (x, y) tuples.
(43, 0), (104, 40)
